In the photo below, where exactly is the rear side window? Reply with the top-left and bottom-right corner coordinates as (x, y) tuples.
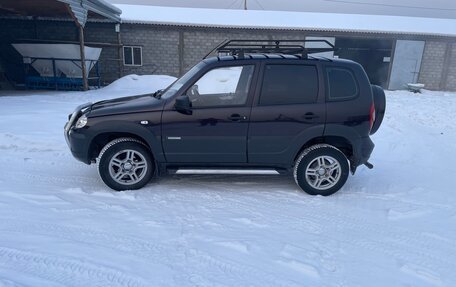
(259, 65), (318, 105)
(326, 67), (358, 100)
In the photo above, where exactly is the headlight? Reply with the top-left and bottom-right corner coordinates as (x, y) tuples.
(75, 115), (88, 129)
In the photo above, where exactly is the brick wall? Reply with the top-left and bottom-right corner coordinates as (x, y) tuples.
(445, 44), (456, 91)
(120, 24), (456, 91)
(120, 25), (180, 77)
(181, 28), (306, 73)
(418, 42), (447, 90)
(119, 24), (311, 78)
(2, 18), (456, 91)
(84, 23), (120, 84)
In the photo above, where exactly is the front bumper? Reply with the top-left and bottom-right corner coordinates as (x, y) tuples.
(64, 102), (92, 164)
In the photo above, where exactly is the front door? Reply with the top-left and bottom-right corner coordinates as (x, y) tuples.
(162, 64), (256, 163)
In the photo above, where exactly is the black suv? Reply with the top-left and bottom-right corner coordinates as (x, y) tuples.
(64, 40), (385, 196)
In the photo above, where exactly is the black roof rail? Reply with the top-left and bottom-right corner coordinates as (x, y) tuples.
(203, 39), (335, 59)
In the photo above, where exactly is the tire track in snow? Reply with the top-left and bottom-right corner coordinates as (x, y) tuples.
(1, 170), (99, 186)
(0, 218), (301, 287)
(230, 184), (456, 259)
(0, 133), (61, 153)
(285, 203), (455, 276)
(142, 179), (330, 285)
(0, 266), (68, 287)
(3, 172), (454, 285)
(0, 247), (148, 287)
(0, 218), (166, 257)
(266, 202), (454, 284)
(173, 177), (456, 284)
(306, 209), (456, 272)
(183, 248), (302, 287)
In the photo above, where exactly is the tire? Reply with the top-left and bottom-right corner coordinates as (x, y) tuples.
(294, 144), (349, 196)
(97, 138), (154, 191)
(370, 85), (386, 135)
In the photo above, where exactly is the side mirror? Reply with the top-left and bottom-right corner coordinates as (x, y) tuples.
(174, 95), (192, 115)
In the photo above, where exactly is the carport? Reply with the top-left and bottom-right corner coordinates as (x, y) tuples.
(0, 0), (121, 90)
(334, 37), (393, 88)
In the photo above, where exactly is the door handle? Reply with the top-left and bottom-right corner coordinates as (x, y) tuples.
(304, 112), (319, 120)
(228, 114), (247, 121)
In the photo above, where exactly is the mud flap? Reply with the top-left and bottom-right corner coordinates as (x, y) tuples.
(350, 163), (357, 175)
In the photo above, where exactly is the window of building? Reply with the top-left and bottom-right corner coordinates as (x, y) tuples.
(326, 67), (358, 100)
(259, 65), (318, 106)
(187, 65), (255, 108)
(123, 46), (142, 66)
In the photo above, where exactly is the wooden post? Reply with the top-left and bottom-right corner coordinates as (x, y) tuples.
(66, 3), (88, 91)
(78, 25), (88, 91)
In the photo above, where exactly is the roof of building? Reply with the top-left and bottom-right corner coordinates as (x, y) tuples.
(0, 0), (121, 23)
(110, 0), (456, 19)
(116, 4), (456, 37)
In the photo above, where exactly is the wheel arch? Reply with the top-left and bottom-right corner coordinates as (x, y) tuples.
(86, 121), (164, 163)
(293, 135), (354, 164)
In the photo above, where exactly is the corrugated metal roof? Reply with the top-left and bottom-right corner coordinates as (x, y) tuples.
(58, 0), (121, 24)
(66, 1), (88, 26)
(116, 4), (456, 38)
(84, 0), (121, 21)
(120, 20), (456, 38)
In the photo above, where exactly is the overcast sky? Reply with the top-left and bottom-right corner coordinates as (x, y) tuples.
(107, 0), (456, 19)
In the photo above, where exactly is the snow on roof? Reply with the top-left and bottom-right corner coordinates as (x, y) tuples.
(115, 4), (456, 37)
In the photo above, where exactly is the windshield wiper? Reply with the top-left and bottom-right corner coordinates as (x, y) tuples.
(152, 89), (164, 99)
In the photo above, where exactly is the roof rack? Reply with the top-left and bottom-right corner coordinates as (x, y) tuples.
(204, 39), (335, 59)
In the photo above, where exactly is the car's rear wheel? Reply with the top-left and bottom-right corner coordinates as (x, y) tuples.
(97, 138), (154, 191)
(294, 144), (349, 196)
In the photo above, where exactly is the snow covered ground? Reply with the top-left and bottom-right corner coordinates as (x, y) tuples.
(0, 77), (455, 286)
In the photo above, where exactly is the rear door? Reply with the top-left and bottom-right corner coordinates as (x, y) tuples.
(248, 61), (326, 165)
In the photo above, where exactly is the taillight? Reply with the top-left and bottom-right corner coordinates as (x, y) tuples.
(369, 103), (376, 131)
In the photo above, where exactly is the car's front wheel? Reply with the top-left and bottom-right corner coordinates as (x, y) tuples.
(97, 138), (154, 191)
(294, 144), (349, 196)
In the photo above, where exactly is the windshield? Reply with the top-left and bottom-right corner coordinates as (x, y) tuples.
(161, 61), (206, 99)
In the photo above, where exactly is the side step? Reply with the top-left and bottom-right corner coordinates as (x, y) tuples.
(172, 169), (281, 175)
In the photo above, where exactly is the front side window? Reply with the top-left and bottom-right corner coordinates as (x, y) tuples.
(259, 64), (318, 105)
(161, 62), (206, 100)
(326, 67), (358, 100)
(123, 46), (142, 66)
(187, 65), (255, 108)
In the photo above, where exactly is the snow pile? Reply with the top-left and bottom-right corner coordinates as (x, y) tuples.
(196, 66), (244, 94)
(2, 74), (177, 104)
(82, 74), (176, 102)
(116, 4), (456, 37)
(0, 85), (455, 286)
(101, 74), (176, 96)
